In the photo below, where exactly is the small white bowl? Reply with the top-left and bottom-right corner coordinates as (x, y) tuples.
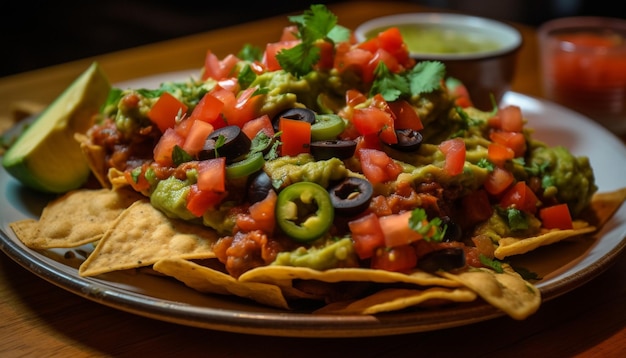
(355, 13), (523, 110)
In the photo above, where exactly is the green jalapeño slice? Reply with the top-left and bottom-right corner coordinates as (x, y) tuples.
(276, 181), (334, 242)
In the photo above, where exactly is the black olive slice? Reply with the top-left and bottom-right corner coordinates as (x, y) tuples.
(198, 125), (251, 162)
(247, 170), (275, 204)
(417, 247), (466, 273)
(386, 128), (423, 152)
(310, 140), (357, 160)
(329, 177), (373, 216)
(272, 108), (316, 132)
(441, 216), (463, 242)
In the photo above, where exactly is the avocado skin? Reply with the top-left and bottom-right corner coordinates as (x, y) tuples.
(2, 62), (111, 193)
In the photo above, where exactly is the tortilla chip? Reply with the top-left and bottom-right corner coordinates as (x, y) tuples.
(239, 265), (462, 288)
(438, 265), (541, 320)
(9, 219), (39, 245)
(582, 187), (626, 228)
(495, 187), (626, 259)
(494, 220), (596, 259)
(15, 188), (142, 249)
(79, 201), (218, 276)
(313, 287), (477, 315)
(76, 133), (109, 189)
(153, 258), (291, 309)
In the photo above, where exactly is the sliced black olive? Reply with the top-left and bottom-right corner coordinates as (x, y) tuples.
(310, 140), (357, 160)
(272, 108), (316, 132)
(247, 170), (274, 204)
(441, 216), (463, 242)
(198, 125), (251, 162)
(417, 247), (466, 273)
(385, 128), (423, 152)
(329, 177), (373, 216)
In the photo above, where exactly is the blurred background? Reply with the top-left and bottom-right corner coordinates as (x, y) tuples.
(1, 0), (622, 78)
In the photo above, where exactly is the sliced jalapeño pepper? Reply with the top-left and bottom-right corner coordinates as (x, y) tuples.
(276, 181), (334, 242)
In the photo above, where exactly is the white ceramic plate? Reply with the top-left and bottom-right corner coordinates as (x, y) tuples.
(1, 72), (625, 337)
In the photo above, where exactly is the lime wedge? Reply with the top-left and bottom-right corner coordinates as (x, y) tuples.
(2, 62), (111, 193)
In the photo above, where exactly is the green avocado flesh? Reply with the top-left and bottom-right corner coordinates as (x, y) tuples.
(2, 62), (111, 193)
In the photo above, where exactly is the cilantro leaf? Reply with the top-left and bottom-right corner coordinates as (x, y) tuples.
(479, 254), (504, 273)
(407, 61), (446, 95)
(409, 208), (445, 242)
(277, 4), (348, 77)
(370, 62), (410, 101)
(237, 43), (262, 62)
(172, 145), (193, 166)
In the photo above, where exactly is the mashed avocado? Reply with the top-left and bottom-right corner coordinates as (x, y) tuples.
(264, 154), (349, 189)
(150, 176), (197, 221)
(528, 144), (597, 216)
(272, 237), (358, 270)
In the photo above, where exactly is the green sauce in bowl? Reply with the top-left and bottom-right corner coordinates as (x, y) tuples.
(366, 24), (501, 55)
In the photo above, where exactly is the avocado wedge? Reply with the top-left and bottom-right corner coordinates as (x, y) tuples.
(2, 62), (111, 193)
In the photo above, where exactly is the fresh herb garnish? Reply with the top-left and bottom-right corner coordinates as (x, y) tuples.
(277, 4), (350, 77)
(409, 208), (446, 242)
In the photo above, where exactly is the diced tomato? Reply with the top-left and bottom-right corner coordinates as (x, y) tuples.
(334, 44), (375, 83)
(352, 107), (397, 144)
(369, 48), (400, 73)
(202, 51), (239, 81)
(490, 105), (524, 132)
(460, 189), (494, 226)
(197, 158), (226, 192)
(345, 89), (367, 107)
(348, 212), (385, 259)
(378, 211), (423, 247)
(188, 93), (225, 126)
(182, 120), (214, 156)
(500, 181), (540, 214)
(371, 245), (417, 272)
(489, 131), (527, 158)
(439, 138), (466, 176)
(483, 166), (514, 195)
(355, 133), (382, 151)
(280, 25), (299, 41)
(147, 92), (188, 133)
(279, 117), (311, 156)
(153, 128), (185, 167)
(226, 87), (264, 128)
(539, 203), (573, 230)
(242, 114), (275, 140)
(236, 190), (277, 234)
(446, 77), (473, 108)
(314, 40), (335, 70)
(357, 27), (413, 70)
(388, 100), (424, 131)
(357, 148), (403, 184)
(263, 40), (300, 72)
(124, 164), (151, 192)
(186, 183), (227, 217)
(487, 142), (515, 167)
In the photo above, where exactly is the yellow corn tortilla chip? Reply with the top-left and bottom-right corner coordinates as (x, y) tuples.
(239, 265), (462, 288)
(9, 219), (39, 245)
(438, 265), (541, 320)
(79, 200), (218, 276)
(153, 258), (291, 309)
(494, 187), (626, 259)
(14, 188), (143, 249)
(582, 187), (626, 228)
(313, 287), (477, 315)
(76, 133), (110, 189)
(494, 221), (596, 259)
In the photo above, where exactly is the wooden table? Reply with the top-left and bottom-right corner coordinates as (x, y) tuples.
(1, 2), (624, 356)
